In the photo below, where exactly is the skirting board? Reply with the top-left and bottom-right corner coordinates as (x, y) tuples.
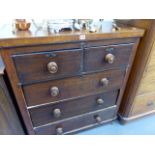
(118, 110), (155, 124)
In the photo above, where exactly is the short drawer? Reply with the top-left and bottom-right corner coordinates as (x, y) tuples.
(84, 43), (134, 72)
(34, 106), (117, 135)
(13, 49), (83, 84)
(132, 92), (155, 115)
(29, 90), (118, 127)
(23, 69), (125, 107)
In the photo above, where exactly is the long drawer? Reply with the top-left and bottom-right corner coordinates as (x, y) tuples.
(29, 90), (118, 127)
(34, 106), (117, 135)
(23, 69), (125, 107)
(13, 48), (83, 84)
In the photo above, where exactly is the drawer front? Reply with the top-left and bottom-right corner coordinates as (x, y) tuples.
(132, 92), (155, 115)
(13, 49), (83, 84)
(84, 44), (133, 72)
(34, 106), (117, 135)
(136, 66), (155, 95)
(23, 69), (125, 107)
(29, 90), (118, 127)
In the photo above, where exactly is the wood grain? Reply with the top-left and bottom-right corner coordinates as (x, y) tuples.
(1, 50), (35, 134)
(131, 92), (155, 115)
(84, 43), (134, 72)
(13, 48), (83, 84)
(0, 24), (144, 48)
(23, 69), (125, 107)
(0, 76), (24, 134)
(0, 23), (144, 134)
(129, 41), (155, 95)
(34, 106), (117, 135)
(29, 90), (118, 127)
(118, 20), (155, 117)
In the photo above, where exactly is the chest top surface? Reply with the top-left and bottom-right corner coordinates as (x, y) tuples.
(0, 23), (144, 48)
(0, 21), (144, 134)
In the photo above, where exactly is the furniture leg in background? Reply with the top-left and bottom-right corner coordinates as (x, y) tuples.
(0, 56), (24, 134)
(118, 20), (155, 123)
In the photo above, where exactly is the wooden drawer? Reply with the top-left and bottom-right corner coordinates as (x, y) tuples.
(13, 49), (83, 84)
(29, 90), (118, 127)
(145, 41), (155, 69)
(137, 68), (155, 95)
(136, 42), (155, 95)
(132, 92), (155, 115)
(34, 106), (117, 135)
(23, 69), (125, 107)
(84, 44), (133, 72)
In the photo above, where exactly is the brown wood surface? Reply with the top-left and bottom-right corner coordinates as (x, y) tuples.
(86, 38), (138, 48)
(131, 92), (155, 115)
(0, 23), (144, 134)
(1, 50), (35, 134)
(84, 43), (134, 72)
(0, 76), (24, 134)
(13, 48), (83, 84)
(12, 41), (136, 85)
(34, 106), (116, 135)
(23, 69), (125, 107)
(29, 90), (118, 127)
(2, 38), (137, 54)
(118, 20), (155, 119)
(136, 41), (155, 95)
(0, 24), (144, 48)
(145, 41), (155, 70)
(112, 39), (140, 118)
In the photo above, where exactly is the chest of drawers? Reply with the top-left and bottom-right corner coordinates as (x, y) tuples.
(0, 24), (144, 134)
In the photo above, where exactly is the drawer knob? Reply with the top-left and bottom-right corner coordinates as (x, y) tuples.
(147, 101), (154, 107)
(100, 78), (109, 86)
(56, 127), (63, 135)
(47, 61), (58, 74)
(53, 108), (61, 118)
(50, 86), (59, 97)
(96, 98), (104, 105)
(105, 53), (115, 64)
(95, 115), (102, 123)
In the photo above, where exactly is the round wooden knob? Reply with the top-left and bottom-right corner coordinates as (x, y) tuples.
(96, 98), (104, 105)
(53, 108), (61, 118)
(56, 127), (63, 135)
(50, 86), (59, 97)
(95, 115), (102, 123)
(105, 53), (115, 64)
(47, 61), (58, 74)
(100, 78), (109, 86)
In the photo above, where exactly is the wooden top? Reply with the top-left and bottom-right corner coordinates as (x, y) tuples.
(0, 23), (144, 48)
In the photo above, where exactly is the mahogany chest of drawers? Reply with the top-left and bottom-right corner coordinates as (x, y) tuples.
(0, 24), (144, 134)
